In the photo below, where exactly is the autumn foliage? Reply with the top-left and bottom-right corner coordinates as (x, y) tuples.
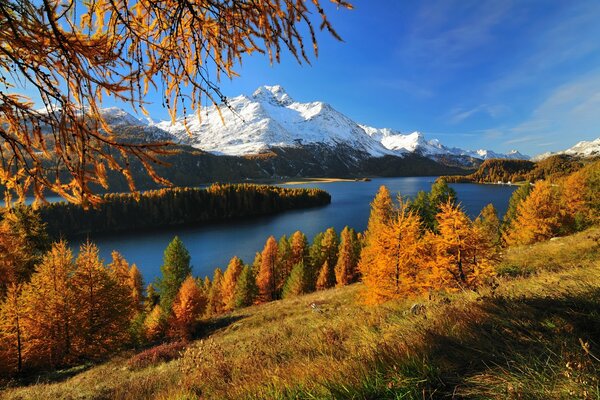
(360, 186), (497, 303)
(0, 0), (351, 206)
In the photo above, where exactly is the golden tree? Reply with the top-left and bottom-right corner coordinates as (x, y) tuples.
(128, 264), (145, 313)
(144, 304), (167, 343)
(257, 235), (278, 301)
(71, 242), (131, 359)
(221, 256), (244, 312)
(504, 181), (563, 246)
(289, 230), (309, 267)
(207, 268), (224, 315)
(360, 203), (424, 303)
(0, 0), (352, 206)
(0, 284), (25, 374)
(20, 241), (75, 368)
(316, 260), (333, 291)
(433, 201), (495, 289)
(320, 227), (339, 284)
(335, 226), (360, 286)
(171, 275), (207, 339)
(358, 185), (394, 287)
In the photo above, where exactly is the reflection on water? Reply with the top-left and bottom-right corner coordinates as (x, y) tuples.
(74, 177), (517, 282)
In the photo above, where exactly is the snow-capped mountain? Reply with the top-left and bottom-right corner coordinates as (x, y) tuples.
(533, 137), (600, 161)
(153, 85), (527, 164)
(155, 85), (394, 158)
(360, 125), (528, 162)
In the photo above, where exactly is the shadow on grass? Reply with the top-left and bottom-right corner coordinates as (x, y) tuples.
(195, 314), (246, 340)
(328, 289), (600, 399)
(8, 362), (95, 388)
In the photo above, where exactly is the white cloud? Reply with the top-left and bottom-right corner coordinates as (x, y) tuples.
(500, 71), (600, 149)
(447, 104), (509, 124)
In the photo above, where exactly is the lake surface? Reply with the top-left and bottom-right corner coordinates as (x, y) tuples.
(76, 177), (517, 283)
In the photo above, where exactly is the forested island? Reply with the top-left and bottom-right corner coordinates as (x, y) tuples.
(37, 184), (331, 237)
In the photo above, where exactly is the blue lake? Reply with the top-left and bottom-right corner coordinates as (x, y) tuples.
(77, 177), (517, 283)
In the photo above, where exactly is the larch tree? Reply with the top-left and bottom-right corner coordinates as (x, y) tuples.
(0, 0), (352, 206)
(71, 242), (131, 359)
(20, 241), (76, 368)
(207, 268), (224, 316)
(434, 201), (495, 289)
(221, 256), (244, 312)
(290, 231), (309, 267)
(504, 181), (563, 246)
(257, 236), (278, 302)
(361, 203), (424, 303)
(0, 206), (50, 296)
(502, 183), (532, 232)
(234, 265), (258, 309)
(158, 236), (192, 314)
(358, 185), (395, 286)
(316, 260), (334, 290)
(107, 251), (131, 288)
(0, 284), (25, 374)
(171, 276), (207, 340)
(144, 304), (167, 343)
(128, 264), (145, 313)
(335, 226), (361, 286)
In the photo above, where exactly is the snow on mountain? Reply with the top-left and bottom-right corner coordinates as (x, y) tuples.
(564, 138), (600, 158)
(99, 107), (146, 126)
(360, 125), (528, 161)
(533, 137), (600, 161)
(154, 85), (395, 158)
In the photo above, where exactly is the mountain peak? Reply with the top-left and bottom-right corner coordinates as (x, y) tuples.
(252, 85), (293, 105)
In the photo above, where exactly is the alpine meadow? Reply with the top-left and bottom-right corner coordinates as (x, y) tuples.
(1, 1), (600, 399)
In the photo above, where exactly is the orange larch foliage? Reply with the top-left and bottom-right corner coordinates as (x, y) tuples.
(207, 268), (224, 316)
(316, 260), (334, 291)
(335, 226), (360, 287)
(171, 276), (207, 339)
(290, 231), (309, 267)
(144, 305), (167, 343)
(129, 264), (145, 312)
(0, 284), (25, 374)
(257, 236), (278, 301)
(221, 256), (244, 312)
(361, 203), (424, 303)
(20, 241), (76, 368)
(433, 202), (495, 289)
(358, 185), (395, 290)
(71, 242), (131, 359)
(504, 181), (563, 246)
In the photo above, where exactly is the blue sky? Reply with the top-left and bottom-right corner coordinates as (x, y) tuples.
(23, 0), (600, 156)
(208, 0), (600, 156)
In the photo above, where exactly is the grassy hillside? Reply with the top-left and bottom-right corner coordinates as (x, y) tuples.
(3, 227), (600, 399)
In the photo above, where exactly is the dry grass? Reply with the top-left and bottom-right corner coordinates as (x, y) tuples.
(3, 227), (600, 399)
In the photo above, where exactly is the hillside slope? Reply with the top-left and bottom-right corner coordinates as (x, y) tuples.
(3, 227), (600, 399)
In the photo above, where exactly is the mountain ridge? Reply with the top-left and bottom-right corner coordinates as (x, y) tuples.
(149, 85), (529, 164)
